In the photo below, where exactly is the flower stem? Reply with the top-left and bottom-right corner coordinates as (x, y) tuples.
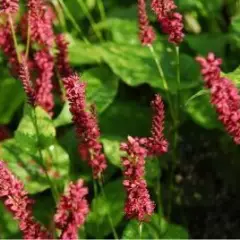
(8, 14), (21, 63)
(97, 0), (106, 22)
(98, 178), (119, 240)
(58, 0), (90, 45)
(76, 0), (103, 41)
(31, 108), (59, 203)
(156, 165), (163, 226)
(139, 222), (143, 239)
(148, 45), (176, 124)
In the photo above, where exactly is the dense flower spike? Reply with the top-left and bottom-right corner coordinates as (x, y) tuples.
(0, 24), (19, 74)
(0, 160), (51, 239)
(34, 50), (54, 115)
(19, 58), (36, 106)
(151, 0), (176, 19)
(138, 0), (156, 45)
(147, 94), (168, 155)
(25, 0), (54, 47)
(121, 136), (155, 221)
(196, 53), (240, 144)
(160, 12), (184, 44)
(0, 0), (19, 14)
(55, 34), (73, 78)
(54, 180), (89, 239)
(63, 74), (107, 177)
(151, 0), (184, 44)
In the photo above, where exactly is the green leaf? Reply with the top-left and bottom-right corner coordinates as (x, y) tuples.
(145, 158), (161, 187)
(54, 67), (118, 127)
(99, 42), (200, 92)
(0, 139), (69, 194)
(223, 66), (240, 88)
(15, 106), (56, 153)
(162, 223), (189, 239)
(0, 202), (19, 239)
(102, 137), (121, 167)
(69, 40), (102, 65)
(185, 91), (221, 129)
(186, 34), (229, 57)
(0, 76), (24, 124)
(86, 179), (125, 238)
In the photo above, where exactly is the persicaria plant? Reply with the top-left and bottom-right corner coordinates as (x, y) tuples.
(0, 0), (239, 239)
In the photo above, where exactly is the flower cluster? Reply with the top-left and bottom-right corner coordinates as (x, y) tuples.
(196, 53), (240, 144)
(0, 25), (19, 74)
(63, 74), (107, 178)
(151, 0), (184, 44)
(147, 94), (168, 155)
(19, 58), (36, 106)
(25, 0), (54, 47)
(55, 34), (73, 78)
(121, 94), (168, 221)
(121, 136), (155, 221)
(54, 180), (89, 239)
(0, 0), (19, 14)
(137, 0), (156, 45)
(0, 160), (51, 239)
(34, 50), (54, 115)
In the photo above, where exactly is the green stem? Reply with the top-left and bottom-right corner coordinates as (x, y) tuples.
(58, 0), (90, 44)
(139, 222), (143, 239)
(98, 179), (119, 240)
(31, 108), (58, 203)
(53, 0), (67, 32)
(97, 0), (106, 22)
(156, 168), (162, 226)
(76, 0), (103, 41)
(175, 46), (181, 118)
(148, 45), (176, 123)
(8, 14), (21, 63)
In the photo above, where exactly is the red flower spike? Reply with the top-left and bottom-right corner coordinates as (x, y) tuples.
(151, 0), (176, 19)
(55, 34), (73, 78)
(19, 58), (36, 106)
(0, 0), (19, 14)
(138, 0), (156, 45)
(54, 180), (89, 239)
(146, 94), (168, 156)
(34, 50), (54, 116)
(0, 160), (51, 239)
(121, 136), (155, 221)
(196, 53), (240, 144)
(63, 74), (107, 178)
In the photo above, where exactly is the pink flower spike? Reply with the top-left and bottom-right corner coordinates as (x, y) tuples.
(0, 0), (19, 14)
(0, 160), (51, 239)
(34, 50), (54, 116)
(55, 34), (73, 78)
(151, 0), (176, 19)
(147, 94), (168, 156)
(121, 136), (155, 221)
(196, 53), (240, 144)
(138, 0), (156, 46)
(54, 180), (89, 240)
(19, 58), (36, 106)
(63, 74), (107, 178)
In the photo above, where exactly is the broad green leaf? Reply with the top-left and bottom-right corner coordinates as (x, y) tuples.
(223, 67), (240, 88)
(185, 91), (221, 129)
(102, 137), (121, 167)
(162, 223), (189, 239)
(0, 76), (24, 124)
(15, 106), (56, 153)
(0, 202), (19, 239)
(54, 66), (118, 127)
(69, 40), (102, 65)
(99, 42), (200, 92)
(0, 139), (69, 194)
(86, 179), (125, 238)
(186, 34), (229, 57)
(145, 158), (161, 187)
(99, 100), (151, 139)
